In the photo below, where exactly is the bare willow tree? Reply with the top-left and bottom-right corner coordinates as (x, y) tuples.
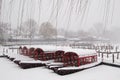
(88, 23), (104, 37)
(39, 22), (57, 39)
(0, 22), (10, 43)
(77, 30), (90, 38)
(20, 19), (38, 38)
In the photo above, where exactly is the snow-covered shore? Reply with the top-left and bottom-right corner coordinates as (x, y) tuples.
(0, 44), (120, 80)
(0, 58), (120, 80)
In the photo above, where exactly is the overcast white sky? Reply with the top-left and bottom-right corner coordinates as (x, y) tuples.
(1, 0), (120, 31)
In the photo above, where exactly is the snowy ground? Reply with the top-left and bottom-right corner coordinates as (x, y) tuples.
(0, 58), (120, 80)
(0, 45), (120, 80)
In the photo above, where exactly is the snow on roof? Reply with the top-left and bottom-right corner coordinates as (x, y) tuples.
(21, 45), (56, 51)
(21, 45), (72, 52)
(64, 48), (97, 57)
(20, 45), (97, 56)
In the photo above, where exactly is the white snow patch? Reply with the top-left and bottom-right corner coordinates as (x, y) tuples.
(58, 60), (101, 70)
(0, 58), (120, 80)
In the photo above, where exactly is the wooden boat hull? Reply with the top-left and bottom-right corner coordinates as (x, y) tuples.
(54, 62), (102, 75)
(19, 62), (45, 69)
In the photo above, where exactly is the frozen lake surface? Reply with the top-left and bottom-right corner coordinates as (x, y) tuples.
(0, 58), (120, 80)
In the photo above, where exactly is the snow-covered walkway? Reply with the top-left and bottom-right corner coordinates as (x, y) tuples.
(0, 58), (120, 80)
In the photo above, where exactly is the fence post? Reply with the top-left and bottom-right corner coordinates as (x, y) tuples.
(117, 53), (119, 59)
(102, 53), (103, 62)
(107, 52), (108, 58)
(3, 48), (5, 55)
(98, 52), (100, 57)
(112, 53), (114, 63)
